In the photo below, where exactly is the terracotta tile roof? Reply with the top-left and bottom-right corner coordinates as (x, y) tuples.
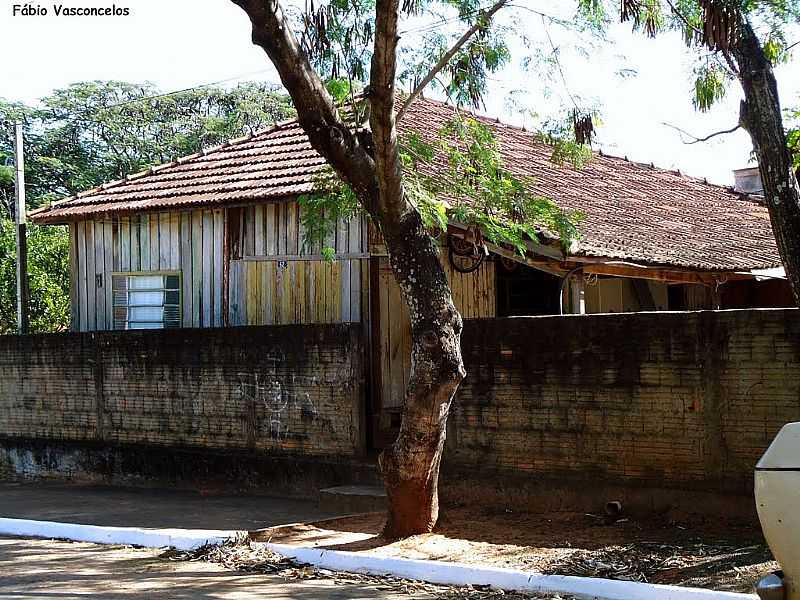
(30, 96), (780, 272)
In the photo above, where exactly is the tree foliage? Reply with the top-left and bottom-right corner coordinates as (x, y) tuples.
(293, 0), (596, 260)
(300, 111), (584, 260)
(0, 81), (294, 214)
(788, 105), (800, 172)
(0, 221), (70, 334)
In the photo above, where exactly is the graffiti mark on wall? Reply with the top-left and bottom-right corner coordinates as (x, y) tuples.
(236, 373), (322, 441)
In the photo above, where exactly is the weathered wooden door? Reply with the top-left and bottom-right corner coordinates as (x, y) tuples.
(371, 252), (497, 447)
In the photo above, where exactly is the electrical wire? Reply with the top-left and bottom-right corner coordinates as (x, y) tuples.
(1, 68), (279, 130)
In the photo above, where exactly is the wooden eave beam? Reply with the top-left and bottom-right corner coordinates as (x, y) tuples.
(446, 221), (564, 260)
(565, 261), (755, 285)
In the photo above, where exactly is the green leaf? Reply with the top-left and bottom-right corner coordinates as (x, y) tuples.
(325, 78), (352, 103)
(692, 64), (728, 112)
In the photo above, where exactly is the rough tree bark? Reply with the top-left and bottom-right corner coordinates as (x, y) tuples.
(732, 20), (800, 303)
(231, 0), (465, 537)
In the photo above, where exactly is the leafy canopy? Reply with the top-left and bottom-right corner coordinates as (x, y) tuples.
(788, 104), (800, 171)
(0, 221), (70, 334)
(300, 111), (583, 259)
(296, 0), (602, 257)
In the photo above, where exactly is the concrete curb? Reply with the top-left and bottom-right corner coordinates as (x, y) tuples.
(258, 542), (758, 600)
(0, 517), (237, 551)
(0, 518), (759, 600)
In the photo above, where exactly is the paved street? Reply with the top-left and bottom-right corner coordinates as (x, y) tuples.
(0, 482), (335, 531)
(0, 537), (431, 599)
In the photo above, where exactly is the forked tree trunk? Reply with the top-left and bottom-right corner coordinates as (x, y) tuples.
(733, 21), (800, 304)
(375, 208), (465, 537)
(366, 0), (465, 537)
(231, 0), (466, 537)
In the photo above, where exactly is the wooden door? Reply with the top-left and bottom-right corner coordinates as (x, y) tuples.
(371, 253), (497, 447)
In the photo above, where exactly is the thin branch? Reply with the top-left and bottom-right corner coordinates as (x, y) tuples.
(396, 0), (508, 123)
(542, 15), (579, 110)
(664, 0), (702, 38)
(662, 121), (741, 144)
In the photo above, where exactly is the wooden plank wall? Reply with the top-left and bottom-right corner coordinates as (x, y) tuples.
(228, 202), (368, 325)
(376, 253), (497, 415)
(70, 208), (224, 331)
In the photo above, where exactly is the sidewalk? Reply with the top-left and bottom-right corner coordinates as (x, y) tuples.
(0, 482), (336, 531)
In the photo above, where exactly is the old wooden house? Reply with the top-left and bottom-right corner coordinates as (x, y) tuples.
(30, 95), (791, 438)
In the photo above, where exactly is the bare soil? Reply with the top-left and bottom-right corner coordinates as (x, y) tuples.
(252, 507), (776, 593)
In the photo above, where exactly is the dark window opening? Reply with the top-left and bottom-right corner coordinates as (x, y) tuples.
(496, 258), (561, 316)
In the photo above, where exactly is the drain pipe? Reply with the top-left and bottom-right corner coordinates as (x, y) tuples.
(559, 266), (584, 315)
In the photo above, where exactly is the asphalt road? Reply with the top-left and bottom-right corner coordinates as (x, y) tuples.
(0, 537), (429, 599)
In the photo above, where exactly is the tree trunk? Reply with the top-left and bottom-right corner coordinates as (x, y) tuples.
(732, 21), (800, 304)
(364, 0), (465, 537)
(231, 0), (466, 537)
(376, 208), (465, 538)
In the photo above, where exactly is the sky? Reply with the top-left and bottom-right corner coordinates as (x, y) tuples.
(1, 0), (798, 185)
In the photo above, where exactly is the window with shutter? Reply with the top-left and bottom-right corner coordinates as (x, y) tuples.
(112, 273), (182, 330)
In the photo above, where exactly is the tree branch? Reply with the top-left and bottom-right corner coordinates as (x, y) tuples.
(396, 0), (508, 123)
(369, 0), (406, 219)
(664, 0), (702, 39)
(661, 121), (741, 144)
(230, 0), (378, 203)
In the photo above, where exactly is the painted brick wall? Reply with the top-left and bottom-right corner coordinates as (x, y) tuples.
(0, 324), (364, 457)
(449, 309), (800, 493)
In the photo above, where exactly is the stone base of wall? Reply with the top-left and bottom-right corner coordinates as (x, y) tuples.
(0, 437), (381, 499)
(0, 437), (758, 524)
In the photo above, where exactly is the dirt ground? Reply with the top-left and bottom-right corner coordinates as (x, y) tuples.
(253, 507), (776, 593)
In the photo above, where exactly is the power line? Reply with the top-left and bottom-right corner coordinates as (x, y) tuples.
(1, 68), (279, 129)
(81, 68), (278, 113)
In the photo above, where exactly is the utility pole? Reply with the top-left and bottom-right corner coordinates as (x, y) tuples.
(14, 123), (29, 335)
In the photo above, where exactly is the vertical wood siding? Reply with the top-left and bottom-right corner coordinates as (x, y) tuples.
(70, 208), (224, 331)
(375, 253), (497, 416)
(228, 201), (368, 325)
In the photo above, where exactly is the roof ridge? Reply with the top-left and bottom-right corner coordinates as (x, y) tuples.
(36, 117), (303, 212)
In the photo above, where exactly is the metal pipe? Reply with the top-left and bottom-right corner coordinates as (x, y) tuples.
(559, 266), (584, 315)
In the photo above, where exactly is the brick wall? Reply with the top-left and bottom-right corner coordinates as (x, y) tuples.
(0, 324), (364, 458)
(449, 309), (800, 494)
(2, 310), (799, 504)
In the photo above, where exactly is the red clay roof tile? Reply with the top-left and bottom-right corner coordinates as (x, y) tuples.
(30, 96), (779, 271)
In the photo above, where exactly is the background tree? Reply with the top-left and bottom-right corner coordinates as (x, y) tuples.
(0, 221), (69, 334)
(788, 104), (800, 173)
(0, 81), (294, 333)
(0, 81), (294, 212)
